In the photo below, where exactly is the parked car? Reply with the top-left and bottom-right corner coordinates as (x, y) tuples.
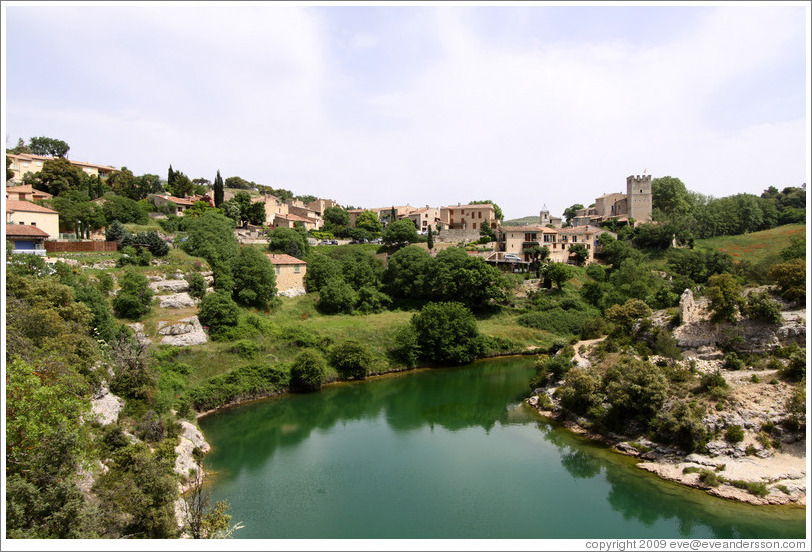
(371, 238), (383, 244)
(504, 254), (522, 262)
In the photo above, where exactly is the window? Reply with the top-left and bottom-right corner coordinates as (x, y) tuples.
(478, 211), (482, 219)
(30, 222), (36, 226)
(275, 267), (281, 275)
(294, 265), (301, 273)
(472, 223), (477, 230)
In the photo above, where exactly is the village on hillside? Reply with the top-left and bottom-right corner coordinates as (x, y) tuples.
(6, 150), (654, 281)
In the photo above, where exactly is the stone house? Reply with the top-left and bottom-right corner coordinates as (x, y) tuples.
(273, 213), (320, 231)
(497, 224), (614, 265)
(267, 253), (307, 297)
(571, 174), (652, 227)
(403, 206), (441, 233)
(306, 198), (338, 217)
(439, 203), (497, 232)
(5, 199), (60, 239)
(251, 194), (289, 226)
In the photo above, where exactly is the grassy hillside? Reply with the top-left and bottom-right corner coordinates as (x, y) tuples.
(503, 215), (542, 226)
(694, 224), (805, 264)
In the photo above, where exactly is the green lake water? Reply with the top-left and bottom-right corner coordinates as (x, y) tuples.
(198, 356), (806, 539)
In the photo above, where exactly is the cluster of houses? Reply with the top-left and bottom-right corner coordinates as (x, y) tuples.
(5, 152), (653, 293)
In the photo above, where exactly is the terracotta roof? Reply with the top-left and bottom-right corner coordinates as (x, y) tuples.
(442, 204), (496, 210)
(266, 253), (307, 265)
(277, 213), (317, 223)
(155, 194), (199, 206)
(5, 199), (58, 214)
(7, 153), (115, 171)
(558, 226), (606, 234)
(5, 184), (53, 199)
(5, 223), (51, 238)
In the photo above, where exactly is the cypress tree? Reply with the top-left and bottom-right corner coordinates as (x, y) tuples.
(427, 225), (434, 250)
(167, 165), (175, 195)
(214, 170), (224, 207)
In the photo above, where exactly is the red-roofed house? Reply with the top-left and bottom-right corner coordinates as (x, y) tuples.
(273, 213), (320, 231)
(267, 253), (307, 296)
(5, 184), (53, 202)
(151, 194), (212, 215)
(6, 199), (60, 239)
(6, 223), (50, 255)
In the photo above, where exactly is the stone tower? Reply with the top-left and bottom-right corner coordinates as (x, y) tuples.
(626, 174), (652, 222)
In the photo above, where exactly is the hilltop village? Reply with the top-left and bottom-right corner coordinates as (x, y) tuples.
(5, 143), (807, 538)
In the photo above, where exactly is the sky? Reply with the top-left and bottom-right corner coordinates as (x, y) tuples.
(2, 1), (809, 221)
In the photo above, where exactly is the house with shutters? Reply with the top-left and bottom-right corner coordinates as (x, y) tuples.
(267, 253), (307, 297)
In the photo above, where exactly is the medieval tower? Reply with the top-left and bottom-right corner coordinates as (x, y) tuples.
(626, 174), (652, 222)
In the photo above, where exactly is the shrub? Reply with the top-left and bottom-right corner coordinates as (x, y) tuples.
(186, 272), (207, 300)
(197, 292), (241, 335)
(356, 286), (391, 314)
(231, 246), (278, 310)
(227, 340), (260, 359)
(705, 273), (744, 323)
(317, 277), (358, 314)
(390, 325), (420, 368)
(653, 400), (709, 453)
(724, 425), (745, 443)
(779, 349), (806, 382)
(112, 269), (154, 320)
(186, 363), (287, 411)
(558, 367), (603, 416)
(699, 469), (722, 487)
(517, 307), (593, 336)
(328, 340), (373, 380)
(290, 349), (327, 392)
(741, 290), (783, 324)
(603, 357), (668, 425)
(409, 302), (484, 365)
(724, 352), (744, 371)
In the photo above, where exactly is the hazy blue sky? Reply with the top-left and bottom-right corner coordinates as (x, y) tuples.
(3, 2), (808, 219)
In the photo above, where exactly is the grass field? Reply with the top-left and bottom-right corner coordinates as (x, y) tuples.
(694, 224), (805, 264)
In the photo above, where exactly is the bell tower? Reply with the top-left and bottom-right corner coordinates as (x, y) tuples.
(626, 174), (652, 222)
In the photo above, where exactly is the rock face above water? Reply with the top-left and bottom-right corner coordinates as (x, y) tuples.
(158, 316), (208, 346)
(174, 421), (210, 480)
(674, 288), (805, 354)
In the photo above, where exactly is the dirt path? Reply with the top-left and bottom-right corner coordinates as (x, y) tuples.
(572, 336), (607, 367)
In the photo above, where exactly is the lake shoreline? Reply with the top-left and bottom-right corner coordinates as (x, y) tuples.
(526, 396), (806, 509)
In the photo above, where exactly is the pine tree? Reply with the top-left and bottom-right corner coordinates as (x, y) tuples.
(214, 170), (224, 207)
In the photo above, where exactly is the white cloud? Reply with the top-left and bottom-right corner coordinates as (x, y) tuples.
(4, 4), (807, 219)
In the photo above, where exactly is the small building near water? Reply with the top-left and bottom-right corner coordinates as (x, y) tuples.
(267, 253), (307, 297)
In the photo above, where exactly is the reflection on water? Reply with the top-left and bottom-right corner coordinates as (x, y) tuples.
(200, 357), (805, 539)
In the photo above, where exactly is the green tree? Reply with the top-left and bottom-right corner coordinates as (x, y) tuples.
(182, 211), (239, 280)
(101, 194), (150, 225)
(317, 277), (358, 314)
(323, 206), (350, 229)
(135, 173), (163, 198)
(197, 292), (241, 334)
(768, 259), (805, 303)
(328, 340), (373, 380)
(410, 302), (484, 365)
(383, 245), (432, 304)
(6, 155), (14, 181)
(605, 298), (652, 335)
(355, 210), (383, 233)
(563, 203), (584, 225)
(544, 262), (572, 290)
(268, 227), (310, 259)
(652, 176), (692, 217)
(524, 245), (550, 278)
(5, 356), (95, 538)
(428, 247), (508, 310)
(741, 290), (782, 324)
(382, 218), (419, 248)
(290, 349), (327, 392)
(604, 357), (668, 424)
(28, 157), (84, 196)
(213, 170), (224, 207)
(112, 268), (154, 320)
(426, 225), (434, 249)
(167, 169), (194, 198)
(28, 136), (70, 157)
(107, 168), (139, 200)
(224, 176), (254, 190)
(558, 367), (603, 416)
(568, 244), (589, 266)
(304, 253), (342, 292)
(231, 246), (277, 310)
(705, 273), (744, 323)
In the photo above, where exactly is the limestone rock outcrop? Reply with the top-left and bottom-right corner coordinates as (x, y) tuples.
(158, 316), (208, 346)
(158, 292), (196, 309)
